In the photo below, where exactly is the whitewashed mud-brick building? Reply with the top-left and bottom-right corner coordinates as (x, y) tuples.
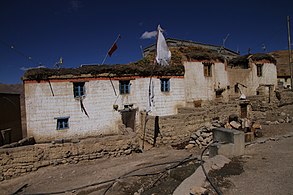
(23, 44), (277, 142)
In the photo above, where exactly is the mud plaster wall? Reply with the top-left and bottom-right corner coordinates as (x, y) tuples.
(184, 61), (229, 102)
(227, 62), (277, 97)
(279, 90), (293, 105)
(24, 77), (185, 142)
(0, 135), (139, 181)
(140, 100), (244, 146)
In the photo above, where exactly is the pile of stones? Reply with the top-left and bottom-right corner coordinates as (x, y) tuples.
(189, 126), (213, 149)
(185, 120), (223, 149)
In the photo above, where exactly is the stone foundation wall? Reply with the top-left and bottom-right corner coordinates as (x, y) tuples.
(248, 90), (293, 122)
(248, 89), (293, 111)
(140, 100), (241, 146)
(277, 89), (293, 106)
(140, 90), (293, 147)
(0, 135), (139, 181)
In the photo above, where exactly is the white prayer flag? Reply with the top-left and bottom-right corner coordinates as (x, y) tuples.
(147, 79), (155, 112)
(156, 25), (171, 66)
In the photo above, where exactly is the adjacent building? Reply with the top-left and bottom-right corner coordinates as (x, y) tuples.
(0, 93), (23, 145)
(270, 50), (292, 89)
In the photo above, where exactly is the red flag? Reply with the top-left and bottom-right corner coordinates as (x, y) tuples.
(108, 43), (118, 57)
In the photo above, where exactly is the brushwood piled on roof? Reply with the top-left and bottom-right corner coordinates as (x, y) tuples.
(146, 46), (226, 64)
(176, 46), (225, 63)
(22, 46), (228, 81)
(22, 63), (185, 81)
(143, 38), (239, 59)
(228, 53), (276, 68)
(22, 46), (276, 81)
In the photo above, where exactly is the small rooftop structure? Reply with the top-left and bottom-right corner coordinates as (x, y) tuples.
(143, 38), (240, 60)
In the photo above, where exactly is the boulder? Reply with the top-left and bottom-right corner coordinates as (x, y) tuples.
(185, 144), (194, 149)
(190, 187), (208, 195)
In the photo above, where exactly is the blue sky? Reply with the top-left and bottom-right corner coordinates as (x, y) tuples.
(0, 0), (292, 84)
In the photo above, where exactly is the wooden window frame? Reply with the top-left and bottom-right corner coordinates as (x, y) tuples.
(55, 116), (70, 130)
(203, 62), (212, 77)
(73, 82), (85, 98)
(160, 78), (170, 92)
(119, 80), (130, 94)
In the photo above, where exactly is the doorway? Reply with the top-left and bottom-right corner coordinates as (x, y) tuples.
(121, 109), (136, 130)
(240, 104), (248, 118)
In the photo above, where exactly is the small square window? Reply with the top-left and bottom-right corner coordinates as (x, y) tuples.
(73, 82), (85, 98)
(160, 78), (170, 92)
(55, 117), (69, 130)
(119, 80), (130, 94)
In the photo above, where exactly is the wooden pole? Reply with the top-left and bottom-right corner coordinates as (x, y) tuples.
(287, 16), (293, 90)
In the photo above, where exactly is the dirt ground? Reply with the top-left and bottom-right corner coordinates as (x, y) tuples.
(226, 135), (293, 195)
(0, 144), (202, 195)
(1, 105), (293, 195)
(207, 127), (293, 195)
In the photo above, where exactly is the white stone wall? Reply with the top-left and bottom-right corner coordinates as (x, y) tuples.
(110, 77), (186, 116)
(24, 77), (185, 142)
(25, 80), (121, 142)
(183, 61), (229, 102)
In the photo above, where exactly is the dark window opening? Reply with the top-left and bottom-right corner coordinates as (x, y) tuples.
(55, 117), (69, 130)
(160, 78), (170, 92)
(235, 84), (239, 93)
(256, 64), (263, 77)
(203, 63), (212, 77)
(73, 82), (85, 98)
(215, 88), (225, 98)
(119, 80), (130, 94)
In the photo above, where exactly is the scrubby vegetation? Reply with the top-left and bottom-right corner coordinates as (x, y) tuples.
(178, 46), (225, 63)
